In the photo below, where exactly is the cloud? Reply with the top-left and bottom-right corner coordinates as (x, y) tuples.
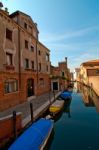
(40, 25), (99, 71)
(40, 26), (99, 42)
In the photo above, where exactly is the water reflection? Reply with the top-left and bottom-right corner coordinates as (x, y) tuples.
(76, 82), (99, 112)
(44, 129), (55, 150)
(63, 98), (72, 118)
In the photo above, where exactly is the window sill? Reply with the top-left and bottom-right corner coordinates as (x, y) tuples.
(4, 65), (15, 70)
(25, 68), (36, 72)
(4, 91), (19, 95)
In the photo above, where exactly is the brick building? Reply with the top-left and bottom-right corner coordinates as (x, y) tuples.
(50, 57), (71, 91)
(0, 9), (50, 111)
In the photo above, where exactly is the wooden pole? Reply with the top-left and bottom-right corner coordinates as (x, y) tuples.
(13, 111), (17, 139)
(53, 90), (55, 101)
(30, 102), (33, 123)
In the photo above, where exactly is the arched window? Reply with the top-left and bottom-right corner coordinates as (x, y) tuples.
(4, 79), (18, 93)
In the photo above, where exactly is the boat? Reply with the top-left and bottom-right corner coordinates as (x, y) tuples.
(49, 100), (64, 116)
(8, 118), (53, 150)
(59, 91), (72, 100)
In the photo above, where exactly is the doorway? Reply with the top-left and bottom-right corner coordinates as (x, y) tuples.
(27, 79), (34, 97)
(53, 82), (58, 91)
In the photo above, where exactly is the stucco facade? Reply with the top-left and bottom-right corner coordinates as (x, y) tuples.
(79, 60), (99, 96)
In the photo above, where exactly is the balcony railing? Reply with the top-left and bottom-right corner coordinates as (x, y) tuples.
(4, 64), (15, 71)
(25, 68), (37, 72)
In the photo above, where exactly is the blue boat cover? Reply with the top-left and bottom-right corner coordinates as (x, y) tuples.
(8, 118), (53, 150)
(60, 91), (71, 100)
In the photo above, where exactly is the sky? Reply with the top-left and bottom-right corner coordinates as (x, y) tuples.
(2, 0), (99, 71)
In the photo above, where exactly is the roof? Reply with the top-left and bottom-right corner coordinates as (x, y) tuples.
(9, 10), (39, 32)
(81, 60), (99, 66)
(82, 66), (99, 69)
(86, 60), (99, 63)
(38, 41), (50, 52)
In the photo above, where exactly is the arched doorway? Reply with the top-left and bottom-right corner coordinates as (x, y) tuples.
(27, 79), (34, 97)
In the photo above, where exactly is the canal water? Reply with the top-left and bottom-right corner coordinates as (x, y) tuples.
(47, 90), (99, 150)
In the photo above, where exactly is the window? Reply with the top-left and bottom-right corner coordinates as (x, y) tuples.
(4, 79), (18, 93)
(39, 78), (44, 87)
(31, 61), (34, 70)
(6, 53), (12, 65)
(46, 65), (48, 71)
(25, 40), (28, 49)
(31, 46), (34, 52)
(39, 63), (41, 71)
(25, 59), (29, 68)
(46, 53), (49, 61)
(96, 70), (99, 74)
(62, 71), (64, 77)
(38, 50), (41, 55)
(6, 28), (12, 41)
(29, 25), (32, 34)
(24, 22), (27, 29)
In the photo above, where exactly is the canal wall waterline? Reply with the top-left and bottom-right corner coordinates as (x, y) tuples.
(0, 91), (61, 127)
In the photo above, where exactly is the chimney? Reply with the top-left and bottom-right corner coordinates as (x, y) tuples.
(5, 7), (9, 15)
(65, 57), (67, 67)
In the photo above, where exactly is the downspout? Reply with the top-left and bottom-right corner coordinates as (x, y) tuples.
(17, 15), (21, 90)
(36, 32), (38, 91)
(18, 27), (21, 89)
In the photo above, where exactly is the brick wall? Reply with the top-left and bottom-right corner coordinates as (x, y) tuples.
(0, 112), (22, 148)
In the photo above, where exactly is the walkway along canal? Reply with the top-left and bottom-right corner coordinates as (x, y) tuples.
(46, 88), (99, 150)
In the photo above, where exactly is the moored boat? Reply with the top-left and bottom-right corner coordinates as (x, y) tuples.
(49, 100), (64, 116)
(59, 91), (72, 100)
(8, 118), (53, 150)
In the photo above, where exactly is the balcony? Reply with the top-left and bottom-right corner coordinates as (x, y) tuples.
(4, 64), (15, 71)
(25, 68), (37, 72)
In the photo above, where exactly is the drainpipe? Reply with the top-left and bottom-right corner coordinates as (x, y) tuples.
(17, 15), (21, 90)
(36, 31), (39, 93)
(18, 27), (21, 89)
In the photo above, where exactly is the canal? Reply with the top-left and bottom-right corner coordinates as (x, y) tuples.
(46, 89), (99, 150)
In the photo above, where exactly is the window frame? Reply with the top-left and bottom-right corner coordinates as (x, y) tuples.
(4, 79), (18, 94)
(25, 58), (29, 69)
(31, 61), (34, 70)
(6, 52), (13, 65)
(25, 40), (28, 49)
(24, 22), (27, 29)
(46, 53), (49, 61)
(31, 45), (34, 52)
(6, 28), (12, 41)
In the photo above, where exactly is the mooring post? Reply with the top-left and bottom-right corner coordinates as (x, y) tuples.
(13, 111), (17, 139)
(53, 90), (55, 101)
(30, 102), (33, 123)
(49, 90), (51, 105)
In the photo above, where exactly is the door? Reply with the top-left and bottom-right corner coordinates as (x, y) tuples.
(27, 79), (34, 97)
(53, 82), (58, 90)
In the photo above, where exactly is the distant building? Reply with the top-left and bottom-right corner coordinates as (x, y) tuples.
(79, 60), (99, 96)
(50, 57), (71, 91)
(70, 72), (74, 81)
(0, 9), (50, 111)
(74, 68), (80, 81)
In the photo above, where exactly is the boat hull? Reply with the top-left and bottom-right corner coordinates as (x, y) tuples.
(49, 100), (64, 116)
(8, 118), (53, 150)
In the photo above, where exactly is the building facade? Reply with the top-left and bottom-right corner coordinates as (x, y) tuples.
(79, 60), (99, 96)
(0, 9), (50, 111)
(50, 58), (71, 91)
